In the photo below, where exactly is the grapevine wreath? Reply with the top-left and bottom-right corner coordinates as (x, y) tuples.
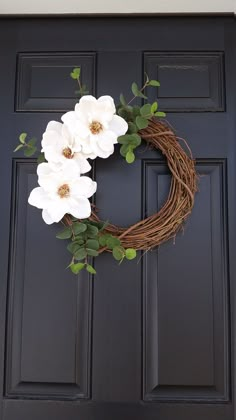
(14, 68), (197, 275)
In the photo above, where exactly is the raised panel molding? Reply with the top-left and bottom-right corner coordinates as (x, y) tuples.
(142, 159), (230, 402)
(5, 160), (92, 400)
(144, 52), (225, 112)
(15, 53), (96, 112)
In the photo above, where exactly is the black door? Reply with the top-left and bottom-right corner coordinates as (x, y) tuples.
(0, 16), (235, 420)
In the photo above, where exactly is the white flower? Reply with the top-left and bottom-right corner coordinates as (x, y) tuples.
(28, 161), (97, 224)
(41, 121), (91, 174)
(61, 95), (128, 159)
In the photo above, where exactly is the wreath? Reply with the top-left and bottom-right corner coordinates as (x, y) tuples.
(14, 68), (197, 275)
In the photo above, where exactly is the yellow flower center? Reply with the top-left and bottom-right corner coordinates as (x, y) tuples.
(57, 184), (70, 198)
(89, 121), (103, 135)
(62, 147), (74, 159)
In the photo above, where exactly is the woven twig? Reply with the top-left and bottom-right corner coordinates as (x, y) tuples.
(91, 118), (197, 251)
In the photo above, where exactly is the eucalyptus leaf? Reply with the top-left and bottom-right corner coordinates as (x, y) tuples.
(24, 146), (37, 157)
(98, 220), (109, 231)
(133, 106), (141, 117)
(135, 116), (149, 130)
(28, 137), (37, 147)
(148, 80), (160, 87)
(70, 262), (85, 274)
(151, 101), (158, 113)
(112, 246), (125, 261)
(86, 224), (99, 237)
(125, 248), (137, 260)
(106, 236), (121, 249)
(131, 82), (139, 96)
(19, 132), (27, 144)
(126, 150), (135, 164)
(86, 248), (99, 257)
(119, 93), (126, 106)
(86, 264), (96, 274)
(67, 242), (83, 254)
(86, 239), (99, 251)
(74, 248), (87, 261)
(56, 227), (72, 240)
(120, 144), (129, 157)
(128, 122), (138, 134)
(155, 111), (166, 117)
(14, 144), (24, 152)
(73, 222), (87, 235)
(37, 153), (46, 164)
(99, 234), (110, 246)
(140, 103), (152, 117)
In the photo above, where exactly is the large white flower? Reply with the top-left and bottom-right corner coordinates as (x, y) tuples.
(61, 95), (128, 159)
(41, 121), (91, 174)
(28, 161), (97, 224)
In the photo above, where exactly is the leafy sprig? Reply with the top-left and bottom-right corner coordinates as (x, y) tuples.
(14, 132), (45, 162)
(117, 74), (166, 163)
(57, 218), (136, 275)
(70, 67), (89, 97)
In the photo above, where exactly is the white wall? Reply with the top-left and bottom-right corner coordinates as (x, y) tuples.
(0, 0), (235, 15)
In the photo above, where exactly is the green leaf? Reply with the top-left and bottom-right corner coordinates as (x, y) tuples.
(86, 224), (99, 238)
(99, 234), (110, 246)
(71, 72), (78, 80)
(128, 122), (138, 134)
(56, 227), (72, 239)
(118, 134), (141, 147)
(73, 222), (87, 235)
(14, 144), (24, 152)
(155, 111), (166, 118)
(131, 82), (139, 96)
(131, 83), (147, 99)
(19, 132), (27, 144)
(70, 262), (85, 274)
(140, 103), (152, 117)
(118, 134), (131, 145)
(74, 248), (87, 261)
(86, 239), (99, 251)
(67, 242), (83, 254)
(148, 80), (160, 87)
(129, 134), (141, 147)
(106, 236), (121, 249)
(135, 116), (149, 130)
(86, 248), (99, 257)
(151, 101), (158, 114)
(133, 106), (141, 117)
(28, 137), (37, 147)
(86, 264), (96, 274)
(70, 67), (81, 80)
(24, 146), (37, 157)
(144, 72), (150, 83)
(117, 107), (130, 120)
(119, 93), (126, 106)
(126, 150), (135, 164)
(125, 248), (137, 260)
(98, 220), (109, 231)
(120, 144), (129, 157)
(37, 153), (46, 164)
(112, 246), (125, 261)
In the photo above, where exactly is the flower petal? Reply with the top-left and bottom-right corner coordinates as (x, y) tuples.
(76, 155), (91, 174)
(96, 130), (117, 151)
(28, 187), (51, 209)
(46, 199), (69, 223)
(45, 120), (63, 134)
(42, 209), (54, 225)
(108, 115), (128, 137)
(71, 177), (97, 198)
(68, 197), (92, 219)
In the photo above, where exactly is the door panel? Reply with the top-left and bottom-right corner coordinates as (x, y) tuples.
(0, 16), (235, 420)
